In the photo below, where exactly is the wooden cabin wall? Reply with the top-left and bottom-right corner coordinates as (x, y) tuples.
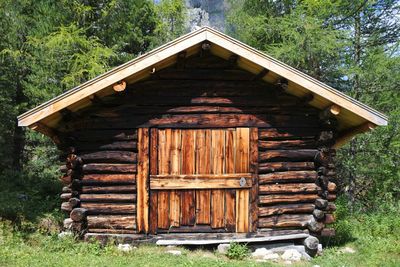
(57, 53), (338, 237)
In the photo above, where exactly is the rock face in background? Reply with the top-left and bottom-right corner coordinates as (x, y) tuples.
(186, 0), (228, 32)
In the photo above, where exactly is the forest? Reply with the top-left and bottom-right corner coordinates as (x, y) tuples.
(0, 0), (399, 266)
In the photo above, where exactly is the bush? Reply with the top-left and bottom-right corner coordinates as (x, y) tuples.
(226, 242), (249, 260)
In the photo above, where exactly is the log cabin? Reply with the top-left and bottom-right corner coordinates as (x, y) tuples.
(18, 27), (387, 253)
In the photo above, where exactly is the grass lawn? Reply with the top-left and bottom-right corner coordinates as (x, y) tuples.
(0, 210), (399, 267)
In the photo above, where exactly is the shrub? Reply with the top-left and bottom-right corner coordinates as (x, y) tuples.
(226, 242), (249, 260)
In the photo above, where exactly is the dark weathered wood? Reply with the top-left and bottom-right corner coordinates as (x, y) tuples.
(303, 236), (319, 256)
(259, 162), (315, 173)
(324, 214), (335, 224)
(61, 202), (73, 212)
(137, 128), (150, 233)
(259, 150), (319, 162)
(308, 217), (325, 232)
(156, 69), (254, 81)
(60, 193), (72, 201)
(87, 215), (136, 230)
(259, 183), (320, 194)
(326, 202), (336, 212)
(259, 171), (317, 184)
(68, 130), (137, 141)
(259, 194), (319, 205)
(80, 151), (137, 163)
(76, 141), (137, 152)
(83, 163), (136, 174)
(313, 209), (325, 220)
(250, 128), (259, 232)
(259, 128), (319, 140)
(258, 214), (312, 228)
(80, 194), (136, 202)
(315, 199), (329, 209)
(320, 228), (335, 237)
(65, 114), (319, 130)
(259, 139), (316, 150)
(70, 208), (87, 222)
(81, 185), (136, 193)
(81, 174), (135, 184)
(80, 203), (136, 214)
(258, 203), (315, 217)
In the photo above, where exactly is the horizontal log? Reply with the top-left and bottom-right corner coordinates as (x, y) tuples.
(60, 175), (72, 185)
(61, 202), (73, 212)
(258, 214), (312, 228)
(69, 197), (80, 208)
(81, 185), (136, 194)
(62, 186), (72, 193)
(327, 182), (337, 192)
(83, 163), (136, 174)
(138, 71), (256, 82)
(75, 141), (137, 152)
(315, 199), (328, 209)
(93, 105), (318, 117)
(327, 194), (337, 201)
(80, 151), (137, 163)
(119, 95), (299, 107)
(324, 214), (335, 224)
(259, 171), (318, 184)
(259, 128), (319, 140)
(80, 194), (136, 202)
(87, 215), (136, 230)
(303, 236), (319, 256)
(308, 217), (325, 232)
(67, 130), (137, 141)
(70, 208), (87, 222)
(81, 174), (136, 184)
(313, 209), (325, 220)
(259, 150), (319, 162)
(258, 203), (315, 217)
(87, 228), (137, 234)
(259, 194), (319, 205)
(259, 162), (315, 173)
(60, 193), (72, 201)
(326, 202), (336, 212)
(259, 183), (320, 194)
(320, 228), (335, 237)
(258, 139), (316, 150)
(80, 203), (136, 214)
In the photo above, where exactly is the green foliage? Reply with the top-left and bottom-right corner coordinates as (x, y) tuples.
(226, 242), (249, 260)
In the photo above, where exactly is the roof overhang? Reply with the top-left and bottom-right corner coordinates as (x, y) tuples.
(18, 27), (388, 147)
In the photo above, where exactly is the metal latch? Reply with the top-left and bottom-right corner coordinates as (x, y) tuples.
(239, 177), (247, 187)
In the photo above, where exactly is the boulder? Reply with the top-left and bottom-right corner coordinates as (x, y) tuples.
(281, 249), (302, 261)
(217, 243), (230, 254)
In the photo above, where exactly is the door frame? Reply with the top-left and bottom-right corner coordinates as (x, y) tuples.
(136, 127), (258, 234)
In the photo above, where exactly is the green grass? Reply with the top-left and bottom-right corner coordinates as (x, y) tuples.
(0, 171), (399, 267)
(0, 209), (399, 267)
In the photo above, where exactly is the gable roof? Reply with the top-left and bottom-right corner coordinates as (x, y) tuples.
(18, 27), (388, 146)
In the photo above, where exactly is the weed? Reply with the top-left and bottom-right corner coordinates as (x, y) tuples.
(226, 242), (249, 260)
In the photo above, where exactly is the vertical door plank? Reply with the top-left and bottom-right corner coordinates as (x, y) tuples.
(169, 129), (181, 227)
(137, 128), (149, 233)
(211, 130), (225, 228)
(157, 191), (170, 229)
(195, 129), (211, 224)
(149, 128), (158, 234)
(236, 189), (249, 232)
(235, 128), (250, 173)
(235, 128), (250, 233)
(157, 129), (171, 230)
(225, 129), (236, 231)
(249, 128), (259, 232)
(181, 130), (196, 226)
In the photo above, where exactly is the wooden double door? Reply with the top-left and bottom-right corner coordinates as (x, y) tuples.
(145, 128), (253, 234)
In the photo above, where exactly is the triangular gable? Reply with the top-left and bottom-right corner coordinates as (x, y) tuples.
(18, 27), (387, 145)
